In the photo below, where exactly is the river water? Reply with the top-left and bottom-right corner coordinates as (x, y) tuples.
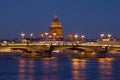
(0, 53), (120, 80)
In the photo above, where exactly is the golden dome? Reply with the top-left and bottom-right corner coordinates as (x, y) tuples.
(49, 15), (63, 38)
(50, 15), (62, 28)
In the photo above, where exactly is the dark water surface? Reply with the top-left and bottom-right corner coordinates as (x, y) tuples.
(0, 54), (120, 80)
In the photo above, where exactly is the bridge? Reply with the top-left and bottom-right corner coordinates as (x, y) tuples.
(0, 41), (120, 52)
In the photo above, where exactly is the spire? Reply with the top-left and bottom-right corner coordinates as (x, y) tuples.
(54, 14), (58, 20)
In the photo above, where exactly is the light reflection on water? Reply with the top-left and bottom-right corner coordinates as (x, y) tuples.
(0, 57), (120, 80)
(17, 59), (35, 80)
(71, 59), (87, 80)
(27, 60), (35, 80)
(98, 58), (113, 80)
(18, 59), (26, 80)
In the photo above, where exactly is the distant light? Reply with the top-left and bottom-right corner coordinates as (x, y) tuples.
(3, 41), (7, 44)
(30, 33), (33, 37)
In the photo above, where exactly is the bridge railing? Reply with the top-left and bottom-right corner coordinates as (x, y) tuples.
(1, 41), (120, 47)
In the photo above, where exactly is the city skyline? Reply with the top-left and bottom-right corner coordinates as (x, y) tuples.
(0, 0), (120, 39)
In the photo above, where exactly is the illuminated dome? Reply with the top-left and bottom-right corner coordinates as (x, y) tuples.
(50, 15), (62, 28)
(49, 15), (63, 38)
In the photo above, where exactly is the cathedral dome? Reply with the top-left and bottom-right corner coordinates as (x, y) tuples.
(49, 15), (63, 38)
(50, 15), (62, 28)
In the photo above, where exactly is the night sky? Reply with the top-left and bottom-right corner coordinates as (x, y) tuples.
(0, 0), (120, 39)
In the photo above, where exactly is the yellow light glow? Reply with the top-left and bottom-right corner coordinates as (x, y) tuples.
(107, 34), (111, 38)
(81, 35), (85, 38)
(21, 33), (25, 37)
(30, 33), (33, 37)
(100, 33), (105, 38)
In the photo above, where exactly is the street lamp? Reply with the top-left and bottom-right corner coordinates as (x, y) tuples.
(21, 33), (25, 39)
(100, 34), (105, 40)
(107, 34), (111, 41)
(21, 33), (25, 43)
(74, 34), (78, 41)
(81, 35), (85, 43)
(45, 32), (48, 43)
(30, 33), (33, 42)
(30, 33), (33, 38)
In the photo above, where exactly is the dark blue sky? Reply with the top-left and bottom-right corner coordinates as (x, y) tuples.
(0, 0), (120, 39)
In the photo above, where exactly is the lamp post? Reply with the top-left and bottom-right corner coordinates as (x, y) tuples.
(100, 33), (104, 41)
(30, 33), (33, 42)
(45, 32), (48, 43)
(107, 34), (111, 49)
(81, 35), (85, 43)
(21, 33), (25, 43)
(74, 34), (78, 41)
(107, 34), (111, 41)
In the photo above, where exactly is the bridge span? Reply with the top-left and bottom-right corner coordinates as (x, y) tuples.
(0, 42), (120, 58)
(0, 42), (120, 53)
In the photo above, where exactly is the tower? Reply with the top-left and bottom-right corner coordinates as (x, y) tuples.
(49, 15), (63, 39)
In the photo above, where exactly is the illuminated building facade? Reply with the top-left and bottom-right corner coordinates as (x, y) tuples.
(39, 33), (44, 38)
(67, 33), (73, 40)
